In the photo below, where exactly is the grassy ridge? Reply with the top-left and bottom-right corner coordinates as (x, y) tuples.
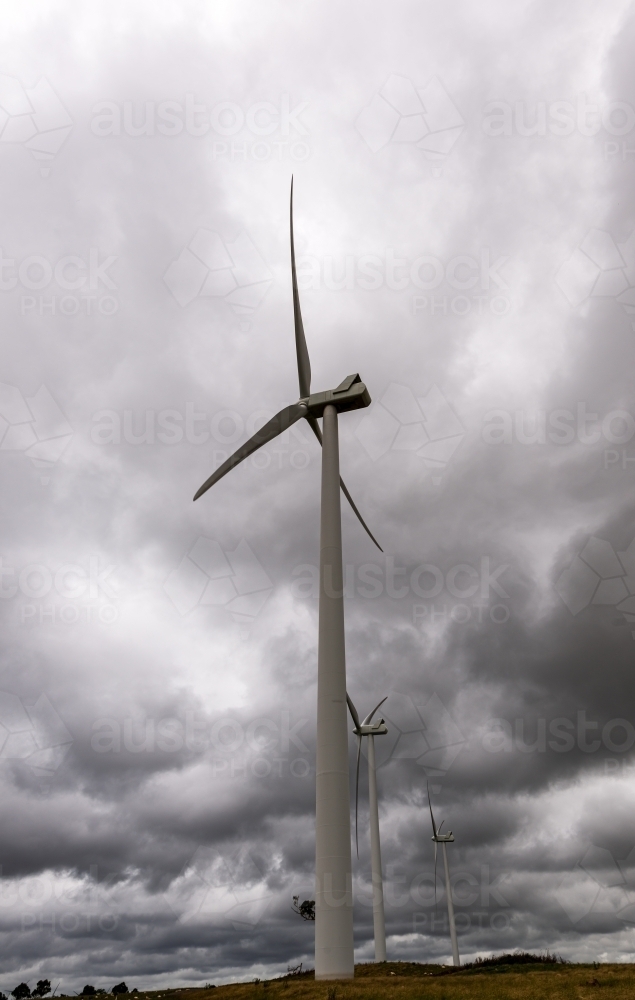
(129, 961), (635, 1000)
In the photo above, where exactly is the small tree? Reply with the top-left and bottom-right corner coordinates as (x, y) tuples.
(32, 984), (51, 998)
(82, 988), (96, 997)
(111, 986), (128, 996)
(291, 896), (315, 920)
(12, 985), (31, 1000)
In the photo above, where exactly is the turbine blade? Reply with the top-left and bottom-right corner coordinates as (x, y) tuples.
(427, 781), (438, 838)
(194, 401), (307, 500)
(346, 692), (361, 730)
(355, 734), (362, 857)
(305, 414), (383, 552)
(306, 413), (322, 445)
(290, 178), (311, 399)
(362, 695), (388, 727)
(339, 478), (383, 551)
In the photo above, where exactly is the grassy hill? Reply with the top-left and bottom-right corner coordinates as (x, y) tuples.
(125, 959), (635, 1000)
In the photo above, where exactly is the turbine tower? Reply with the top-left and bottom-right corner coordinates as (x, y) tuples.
(347, 693), (388, 962)
(193, 180), (382, 980)
(428, 786), (460, 967)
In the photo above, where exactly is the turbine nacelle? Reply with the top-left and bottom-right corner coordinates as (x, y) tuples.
(427, 781), (460, 967)
(431, 832), (455, 843)
(303, 374), (371, 417)
(355, 721), (388, 737)
(347, 692), (388, 856)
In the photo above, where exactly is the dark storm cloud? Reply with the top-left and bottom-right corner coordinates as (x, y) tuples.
(2, 0), (635, 988)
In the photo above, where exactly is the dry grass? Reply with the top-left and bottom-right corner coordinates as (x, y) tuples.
(129, 961), (635, 1000)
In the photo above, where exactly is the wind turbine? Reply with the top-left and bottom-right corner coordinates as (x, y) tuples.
(347, 692), (388, 962)
(428, 785), (460, 967)
(193, 180), (382, 980)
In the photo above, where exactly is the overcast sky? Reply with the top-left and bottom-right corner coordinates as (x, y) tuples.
(3, 0), (635, 989)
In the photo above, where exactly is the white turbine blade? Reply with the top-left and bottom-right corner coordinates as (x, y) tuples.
(362, 695), (388, 726)
(290, 177), (312, 399)
(307, 416), (383, 552)
(194, 401), (307, 500)
(346, 692), (361, 730)
(427, 781), (438, 838)
(355, 734), (362, 856)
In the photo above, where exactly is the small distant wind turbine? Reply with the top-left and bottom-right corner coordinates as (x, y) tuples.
(193, 180), (383, 980)
(347, 692), (388, 962)
(428, 785), (460, 967)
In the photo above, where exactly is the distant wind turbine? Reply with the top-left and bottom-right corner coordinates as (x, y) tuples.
(193, 180), (383, 980)
(428, 784), (460, 967)
(347, 692), (388, 962)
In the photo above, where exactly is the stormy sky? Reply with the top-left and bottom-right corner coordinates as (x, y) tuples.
(2, 0), (635, 989)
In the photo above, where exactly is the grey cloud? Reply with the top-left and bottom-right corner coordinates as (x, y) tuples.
(2, 0), (635, 987)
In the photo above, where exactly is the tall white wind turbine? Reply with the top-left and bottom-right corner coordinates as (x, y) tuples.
(346, 693), (388, 962)
(427, 785), (460, 967)
(193, 180), (382, 980)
